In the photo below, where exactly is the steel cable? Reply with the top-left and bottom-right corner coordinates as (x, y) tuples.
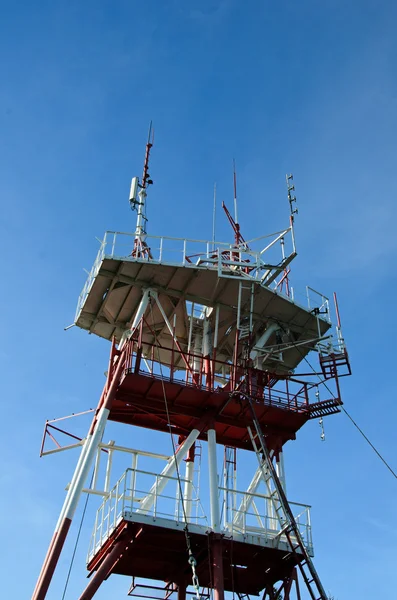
(274, 318), (397, 480)
(61, 471), (94, 600)
(148, 298), (202, 599)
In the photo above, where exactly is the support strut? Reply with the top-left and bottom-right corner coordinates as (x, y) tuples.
(31, 340), (128, 600)
(78, 536), (131, 600)
(212, 536), (224, 600)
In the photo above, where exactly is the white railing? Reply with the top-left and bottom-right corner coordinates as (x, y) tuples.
(75, 230), (332, 324)
(88, 467), (207, 562)
(88, 468), (313, 563)
(221, 486), (313, 554)
(95, 229), (294, 267)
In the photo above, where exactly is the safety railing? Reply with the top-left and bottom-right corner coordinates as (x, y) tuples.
(126, 339), (311, 411)
(88, 469), (313, 563)
(96, 229), (293, 269)
(221, 486), (313, 554)
(75, 230), (335, 327)
(88, 467), (207, 563)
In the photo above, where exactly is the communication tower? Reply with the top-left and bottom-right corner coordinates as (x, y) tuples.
(32, 130), (351, 600)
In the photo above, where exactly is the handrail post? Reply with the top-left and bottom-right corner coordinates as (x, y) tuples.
(154, 475), (158, 517)
(114, 481), (119, 528)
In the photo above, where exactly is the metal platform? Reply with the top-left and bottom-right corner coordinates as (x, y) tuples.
(87, 467), (312, 595)
(110, 369), (340, 450)
(75, 231), (331, 375)
(87, 521), (304, 595)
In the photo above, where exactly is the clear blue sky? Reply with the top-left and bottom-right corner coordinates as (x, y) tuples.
(1, 1), (396, 598)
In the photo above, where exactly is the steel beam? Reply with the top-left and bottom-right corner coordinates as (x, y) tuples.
(78, 537), (130, 600)
(212, 537), (224, 600)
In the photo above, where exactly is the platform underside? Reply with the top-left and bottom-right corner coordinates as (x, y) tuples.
(76, 257), (330, 375)
(88, 519), (304, 595)
(110, 371), (340, 450)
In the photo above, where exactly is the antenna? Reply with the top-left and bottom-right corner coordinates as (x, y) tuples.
(141, 121), (154, 189)
(131, 123), (154, 258)
(212, 183), (217, 251)
(233, 158), (238, 224)
(286, 173), (298, 222)
(222, 159), (243, 247)
(222, 201), (247, 248)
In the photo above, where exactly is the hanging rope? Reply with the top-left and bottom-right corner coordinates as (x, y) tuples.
(148, 298), (202, 599)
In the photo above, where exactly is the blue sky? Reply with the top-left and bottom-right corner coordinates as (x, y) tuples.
(1, 1), (397, 598)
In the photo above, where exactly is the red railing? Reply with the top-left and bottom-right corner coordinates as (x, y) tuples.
(122, 339), (310, 413)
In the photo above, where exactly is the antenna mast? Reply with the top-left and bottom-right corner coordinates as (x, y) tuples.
(233, 158), (238, 225)
(286, 173), (298, 222)
(212, 183), (216, 250)
(222, 159), (244, 247)
(130, 122), (154, 258)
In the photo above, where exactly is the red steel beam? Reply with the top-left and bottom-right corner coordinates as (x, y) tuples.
(212, 537), (224, 600)
(78, 537), (131, 600)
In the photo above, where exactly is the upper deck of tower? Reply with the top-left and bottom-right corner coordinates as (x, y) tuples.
(74, 227), (335, 376)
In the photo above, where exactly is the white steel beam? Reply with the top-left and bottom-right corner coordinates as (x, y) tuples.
(119, 287), (152, 349)
(232, 465), (262, 526)
(104, 441), (114, 493)
(276, 450), (287, 495)
(208, 428), (221, 532)
(250, 322), (280, 361)
(183, 460), (195, 520)
(137, 428), (200, 514)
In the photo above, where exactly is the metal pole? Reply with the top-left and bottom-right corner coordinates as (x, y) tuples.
(183, 448), (195, 521)
(137, 428), (200, 514)
(92, 447), (101, 491)
(130, 452), (138, 508)
(233, 465), (262, 526)
(177, 584), (187, 600)
(212, 537), (224, 600)
(119, 288), (151, 349)
(34, 407), (110, 600)
(104, 441), (114, 492)
(212, 183), (217, 251)
(276, 450), (287, 495)
(208, 429), (220, 532)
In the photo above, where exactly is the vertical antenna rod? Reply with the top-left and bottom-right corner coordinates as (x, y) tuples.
(232, 159), (241, 246)
(286, 174), (298, 222)
(141, 121), (154, 190)
(221, 160), (247, 248)
(132, 123), (154, 257)
(212, 183), (217, 250)
(233, 159), (238, 225)
(286, 173), (298, 256)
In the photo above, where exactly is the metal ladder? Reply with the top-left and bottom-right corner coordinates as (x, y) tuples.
(244, 395), (328, 600)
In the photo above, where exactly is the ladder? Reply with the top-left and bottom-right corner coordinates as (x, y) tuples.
(244, 395), (328, 600)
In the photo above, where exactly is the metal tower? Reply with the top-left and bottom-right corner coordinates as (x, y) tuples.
(32, 134), (351, 600)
